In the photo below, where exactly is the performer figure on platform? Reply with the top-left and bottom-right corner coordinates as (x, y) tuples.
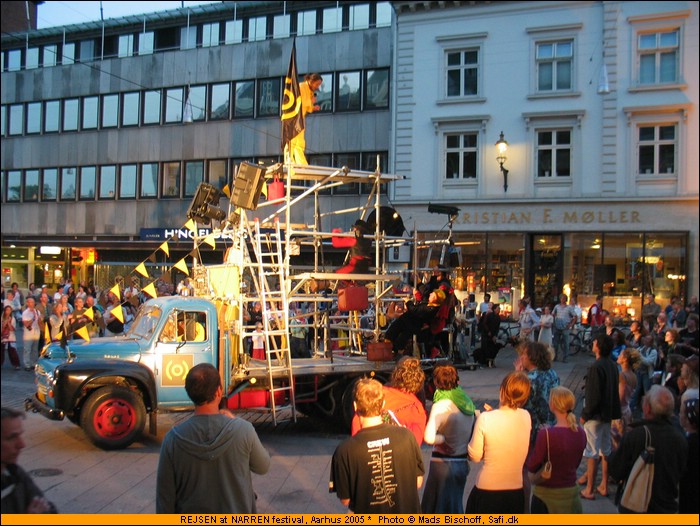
(287, 73), (323, 165)
(333, 220), (372, 275)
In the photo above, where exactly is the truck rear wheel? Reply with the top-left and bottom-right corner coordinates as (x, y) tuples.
(81, 386), (146, 450)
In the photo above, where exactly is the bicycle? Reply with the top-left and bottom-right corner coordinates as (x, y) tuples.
(498, 322), (521, 346)
(569, 324), (593, 355)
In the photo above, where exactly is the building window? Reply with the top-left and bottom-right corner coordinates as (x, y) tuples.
(180, 26), (197, 50)
(249, 16), (267, 42)
(336, 71), (361, 111)
(42, 168), (58, 201)
(122, 92), (140, 126)
(208, 160), (227, 190)
(140, 163), (159, 198)
(79, 40), (95, 62)
(138, 31), (154, 55)
(60, 167), (77, 201)
(313, 73), (334, 113)
(210, 83), (230, 120)
(323, 6), (342, 33)
(99, 165), (116, 199)
(101, 94), (119, 128)
(202, 22), (220, 47)
(162, 162), (181, 198)
(234, 81), (255, 118)
(257, 78), (280, 117)
(26, 47), (39, 69)
(164, 87), (184, 123)
(184, 161), (204, 198)
(63, 98), (79, 131)
(82, 96), (99, 130)
(80, 166), (96, 200)
(446, 49), (479, 97)
(62, 42), (75, 64)
(43, 44), (58, 67)
(334, 154), (360, 195)
(376, 2), (392, 27)
(364, 69), (389, 109)
(536, 129), (571, 177)
(143, 90), (161, 124)
(536, 40), (572, 91)
(0, 106), (5, 136)
(119, 34), (134, 57)
(44, 100), (60, 133)
(8, 104), (23, 136)
(297, 10), (316, 36)
(6, 171), (21, 202)
(7, 49), (21, 71)
(119, 164), (137, 199)
(224, 19), (243, 44)
(24, 170), (40, 201)
(349, 4), (370, 30)
(188, 85), (206, 121)
(273, 14), (290, 39)
(638, 124), (676, 176)
(26, 102), (42, 134)
(445, 133), (478, 180)
(638, 30), (679, 85)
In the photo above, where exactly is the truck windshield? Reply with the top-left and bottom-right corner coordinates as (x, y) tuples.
(127, 305), (163, 339)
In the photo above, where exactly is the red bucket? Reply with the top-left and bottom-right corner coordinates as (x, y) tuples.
(268, 180), (285, 201)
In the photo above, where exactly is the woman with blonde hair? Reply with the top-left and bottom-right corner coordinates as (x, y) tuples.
(526, 386), (586, 513)
(467, 371), (531, 513)
(612, 348), (641, 450)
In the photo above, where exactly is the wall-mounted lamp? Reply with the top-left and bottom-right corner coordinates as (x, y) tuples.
(495, 131), (509, 192)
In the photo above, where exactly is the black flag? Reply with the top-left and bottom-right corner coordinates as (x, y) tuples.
(281, 41), (304, 151)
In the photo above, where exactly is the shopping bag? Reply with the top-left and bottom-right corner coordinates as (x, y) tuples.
(619, 426), (654, 513)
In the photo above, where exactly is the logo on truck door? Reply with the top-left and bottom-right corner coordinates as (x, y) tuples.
(162, 354), (194, 386)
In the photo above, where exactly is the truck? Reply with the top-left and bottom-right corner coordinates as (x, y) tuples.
(26, 163), (446, 450)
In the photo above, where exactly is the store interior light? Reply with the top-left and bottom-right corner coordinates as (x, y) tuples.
(40, 246), (62, 255)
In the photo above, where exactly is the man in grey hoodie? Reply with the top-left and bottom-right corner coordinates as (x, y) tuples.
(156, 363), (270, 513)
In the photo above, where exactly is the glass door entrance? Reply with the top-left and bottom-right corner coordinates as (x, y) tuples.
(529, 234), (562, 309)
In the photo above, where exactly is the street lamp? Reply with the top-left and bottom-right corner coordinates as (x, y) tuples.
(495, 131), (509, 192)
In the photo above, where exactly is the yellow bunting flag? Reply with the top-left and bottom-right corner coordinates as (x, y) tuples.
(222, 183), (231, 198)
(44, 322), (51, 344)
(261, 180), (268, 198)
(159, 241), (170, 257)
(142, 282), (157, 298)
(174, 258), (189, 276)
(110, 283), (121, 301)
(83, 307), (94, 321)
(203, 234), (216, 249)
(56, 330), (63, 341)
(111, 305), (124, 324)
(184, 219), (196, 233)
(135, 262), (149, 278)
(75, 326), (90, 342)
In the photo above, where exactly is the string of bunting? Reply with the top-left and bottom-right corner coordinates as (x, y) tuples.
(54, 217), (222, 343)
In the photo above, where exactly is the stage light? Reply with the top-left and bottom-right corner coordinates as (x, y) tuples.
(428, 203), (460, 217)
(187, 183), (226, 225)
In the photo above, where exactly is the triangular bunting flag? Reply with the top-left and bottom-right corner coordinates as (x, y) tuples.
(222, 183), (231, 198)
(110, 283), (121, 301)
(184, 219), (196, 233)
(135, 262), (149, 278)
(111, 305), (124, 324)
(76, 326), (90, 342)
(143, 282), (158, 298)
(160, 242), (170, 257)
(203, 234), (216, 249)
(44, 322), (51, 344)
(83, 307), (94, 321)
(174, 258), (189, 276)
(261, 180), (268, 198)
(148, 253), (157, 263)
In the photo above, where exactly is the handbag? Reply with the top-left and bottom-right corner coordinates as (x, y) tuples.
(619, 426), (655, 513)
(528, 428), (553, 484)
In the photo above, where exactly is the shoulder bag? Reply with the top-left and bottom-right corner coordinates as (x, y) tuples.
(619, 426), (654, 513)
(528, 428), (552, 484)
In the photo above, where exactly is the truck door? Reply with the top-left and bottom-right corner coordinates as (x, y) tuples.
(153, 309), (212, 407)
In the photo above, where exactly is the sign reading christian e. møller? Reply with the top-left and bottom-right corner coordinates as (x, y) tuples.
(139, 228), (234, 241)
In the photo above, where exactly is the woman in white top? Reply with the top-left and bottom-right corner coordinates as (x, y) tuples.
(538, 306), (554, 347)
(467, 371), (532, 514)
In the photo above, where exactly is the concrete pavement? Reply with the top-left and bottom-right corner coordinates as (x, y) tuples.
(0, 342), (618, 514)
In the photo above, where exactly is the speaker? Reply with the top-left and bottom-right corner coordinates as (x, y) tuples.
(232, 162), (266, 210)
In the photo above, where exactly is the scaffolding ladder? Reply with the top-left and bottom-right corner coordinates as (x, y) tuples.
(252, 218), (296, 425)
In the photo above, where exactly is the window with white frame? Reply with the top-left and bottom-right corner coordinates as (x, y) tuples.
(119, 34), (134, 57)
(638, 30), (679, 85)
(445, 133), (478, 180)
(249, 16), (267, 42)
(536, 129), (571, 177)
(536, 40), (572, 91)
(202, 23), (219, 47)
(446, 49), (479, 97)
(349, 4), (370, 30)
(638, 124), (676, 176)
(224, 20), (243, 44)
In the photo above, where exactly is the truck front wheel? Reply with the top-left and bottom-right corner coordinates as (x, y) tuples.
(81, 386), (146, 450)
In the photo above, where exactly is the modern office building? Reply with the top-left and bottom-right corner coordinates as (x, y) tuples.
(2, 1), (698, 316)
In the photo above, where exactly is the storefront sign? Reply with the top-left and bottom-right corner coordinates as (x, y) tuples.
(139, 228), (234, 241)
(459, 208), (642, 226)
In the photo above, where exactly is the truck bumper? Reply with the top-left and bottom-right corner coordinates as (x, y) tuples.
(25, 395), (65, 421)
